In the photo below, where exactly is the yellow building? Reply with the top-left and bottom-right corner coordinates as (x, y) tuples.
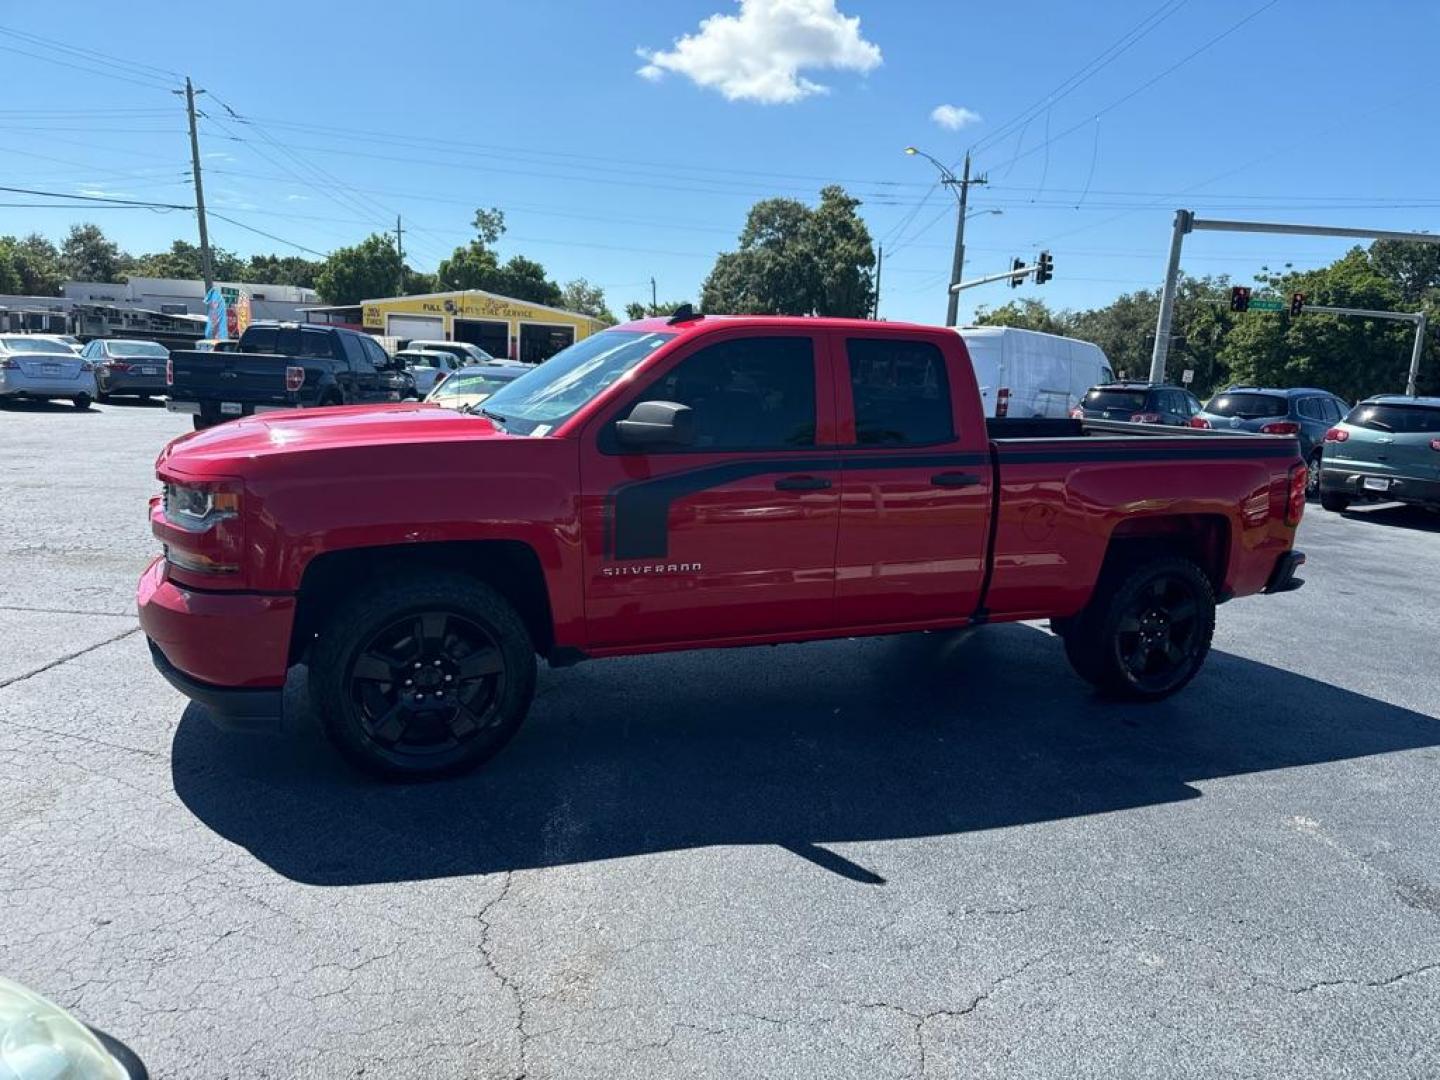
(361, 289), (606, 363)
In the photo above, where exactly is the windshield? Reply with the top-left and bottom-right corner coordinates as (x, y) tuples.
(107, 341), (168, 358)
(428, 370), (520, 401)
(1345, 402), (1440, 434)
(1, 336), (75, 355)
(477, 330), (675, 434)
(1204, 392), (1287, 418)
(1084, 389), (1148, 411)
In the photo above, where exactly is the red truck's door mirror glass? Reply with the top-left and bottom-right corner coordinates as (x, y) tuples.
(615, 400), (695, 448)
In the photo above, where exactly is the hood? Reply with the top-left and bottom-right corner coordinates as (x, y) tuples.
(159, 402), (518, 477)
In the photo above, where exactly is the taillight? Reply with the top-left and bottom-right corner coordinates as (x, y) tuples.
(285, 366), (305, 392)
(1131, 412), (1162, 424)
(1324, 427), (1349, 442)
(0, 358), (18, 370)
(1260, 421), (1300, 435)
(1069, 405), (1085, 420)
(1431, 439), (1440, 452)
(1286, 462), (1307, 526)
(165, 358), (173, 385)
(1188, 416), (1211, 429)
(995, 387), (1011, 418)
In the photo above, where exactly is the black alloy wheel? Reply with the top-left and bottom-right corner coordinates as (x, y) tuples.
(1306, 451), (1322, 498)
(1110, 573), (1205, 695)
(346, 610), (507, 768)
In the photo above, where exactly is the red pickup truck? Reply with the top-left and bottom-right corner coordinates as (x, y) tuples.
(139, 313), (1307, 779)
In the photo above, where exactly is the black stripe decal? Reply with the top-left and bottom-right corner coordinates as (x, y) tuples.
(604, 440), (1295, 560)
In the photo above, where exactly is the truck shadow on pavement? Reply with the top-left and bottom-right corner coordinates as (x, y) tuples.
(171, 622), (1440, 886)
(1339, 504), (1440, 534)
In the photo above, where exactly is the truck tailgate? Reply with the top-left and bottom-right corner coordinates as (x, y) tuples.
(169, 350), (292, 405)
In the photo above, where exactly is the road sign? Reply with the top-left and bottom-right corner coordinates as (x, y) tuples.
(1181, 369), (1194, 385)
(1247, 298), (1284, 312)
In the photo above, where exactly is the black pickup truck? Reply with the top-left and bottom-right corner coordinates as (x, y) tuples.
(166, 323), (416, 430)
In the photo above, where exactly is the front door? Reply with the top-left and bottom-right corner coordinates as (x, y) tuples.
(833, 332), (991, 627)
(580, 330), (839, 648)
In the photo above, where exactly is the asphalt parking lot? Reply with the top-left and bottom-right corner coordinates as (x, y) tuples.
(2, 398), (1439, 1078)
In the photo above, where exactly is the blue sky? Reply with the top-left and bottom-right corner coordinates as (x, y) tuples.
(3, 0), (1437, 325)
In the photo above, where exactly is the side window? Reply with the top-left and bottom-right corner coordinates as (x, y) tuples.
(81, 341), (96, 358)
(360, 336), (388, 371)
(1296, 397), (1318, 420)
(1325, 398), (1344, 422)
(298, 330), (336, 360)
(847, 338), (953, 446)
(1183, 391), (1201, 416)
(632, 336), (816, 451)
(339, 332), (368, 371)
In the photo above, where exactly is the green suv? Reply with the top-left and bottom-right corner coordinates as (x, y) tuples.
(1319, 395), (1440, 513)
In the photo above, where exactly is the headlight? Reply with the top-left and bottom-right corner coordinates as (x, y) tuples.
(163, 483), (239, 531)
(0, 976), (142, 1079)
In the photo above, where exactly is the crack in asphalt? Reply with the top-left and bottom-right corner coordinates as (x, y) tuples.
(1276, 961), (1440, 995)
(0, 626), (141, 690)
(473, 871), (529, 1079)
(0, 604), (134, 618)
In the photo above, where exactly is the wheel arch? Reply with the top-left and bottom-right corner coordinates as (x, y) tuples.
(289, 540), (556, 665)
(1101, 513), (1232, 597)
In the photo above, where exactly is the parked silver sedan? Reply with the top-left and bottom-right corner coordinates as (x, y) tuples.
(0, 335), (98, 409)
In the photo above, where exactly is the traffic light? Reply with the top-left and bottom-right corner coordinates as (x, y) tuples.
(1290, 291), (1305, 317)
(1009, 258), (1026, 288)
(1230, 285), (1252, 313)
(1035, 250), (1054, 285)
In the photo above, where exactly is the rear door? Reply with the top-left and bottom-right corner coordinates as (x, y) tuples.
(832, 331), (992, 627)
(579, 328), (840, 647)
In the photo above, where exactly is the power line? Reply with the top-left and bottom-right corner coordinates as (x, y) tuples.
(207, 212), (329, 258)
(0, 24), (181, 81)
(0, 184), (190, 209)
(972, 0), (1188, 155)
(984, 0), (1282, 176)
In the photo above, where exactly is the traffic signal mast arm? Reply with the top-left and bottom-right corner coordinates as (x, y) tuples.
(949, 251), (1052, 294)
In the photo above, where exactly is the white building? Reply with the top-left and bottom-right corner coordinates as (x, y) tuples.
(64, 277), (318, 322)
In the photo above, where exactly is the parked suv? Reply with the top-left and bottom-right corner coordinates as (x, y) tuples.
(83, 338), (169, 401)
(1073, 382), (1201, 426)
(1318, 395), (1440, 513)
(1194, 387), (1347, 492)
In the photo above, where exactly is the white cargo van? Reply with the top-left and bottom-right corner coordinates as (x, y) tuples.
(957, 326), (1114, 419)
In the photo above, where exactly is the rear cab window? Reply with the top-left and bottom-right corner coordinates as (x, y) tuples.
(846, 338), (953, 445)
(1084, 388), (1149, 411)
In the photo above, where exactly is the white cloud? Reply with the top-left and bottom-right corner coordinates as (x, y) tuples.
(637, 0), (882, 105)
(203, 151), (235, 161)
(77, 187), (130, 199)
(284, 194), (309, 202)
(931, 104), (981, 131)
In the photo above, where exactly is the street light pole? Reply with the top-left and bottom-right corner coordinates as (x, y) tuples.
(905, 146), (986, 327)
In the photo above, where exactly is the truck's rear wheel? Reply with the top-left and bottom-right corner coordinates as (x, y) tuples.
(1320, 490), (1351, 513)
(310, 572), (536, 781)
(1061, 556), (1215, 700)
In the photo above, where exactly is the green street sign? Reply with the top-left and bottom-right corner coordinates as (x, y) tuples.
(1247, 298), (1284, 311)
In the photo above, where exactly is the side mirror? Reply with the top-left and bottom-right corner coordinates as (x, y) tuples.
(615, 400), (695, 449)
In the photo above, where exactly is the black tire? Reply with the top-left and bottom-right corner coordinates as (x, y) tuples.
(192, 415), (220, 431)
(96, 390), (111, 403)
(73, 393), (91, 410)
(310, 572), (536, 781)
(1320, 490), (1351, 513)
(1306, 451), (1322, 499)
(1061, 556), (1216, 700)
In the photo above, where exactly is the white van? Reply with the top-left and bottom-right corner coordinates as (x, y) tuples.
(956, 326), (1114, 419)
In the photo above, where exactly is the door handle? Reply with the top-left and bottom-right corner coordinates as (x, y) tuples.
(774, 475), (832, 491)
(931, 471), (982, 488)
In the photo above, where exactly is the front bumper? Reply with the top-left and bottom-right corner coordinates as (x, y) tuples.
(137, 558), (292, 731)
(1263, 549), (1306, 594)
(1320, 465), (1440, 506)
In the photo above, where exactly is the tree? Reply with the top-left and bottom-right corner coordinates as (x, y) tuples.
(0, 240), (21, 294)
(315, 233), (402, 305)
(435, 206), (563, 306)
(1, 234), (63, 295)
(624, 298), (693, 321)
(242, 253), (324, 289)
(129, 240), (243, 283)
(973, 298), (1076, 337)
(560, 278), (617, 324)
(60, 223), (125, 283)
(701, 186), (875, 317)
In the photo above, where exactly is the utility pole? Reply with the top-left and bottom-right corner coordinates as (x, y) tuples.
(873, 244), (883, 319)
(179, 77), (215, 294)
(650, 277), (657, 315)
(394, 215), (405, 296)
(904, 146), (987, 327)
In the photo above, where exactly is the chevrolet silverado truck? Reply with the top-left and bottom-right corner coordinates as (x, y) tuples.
(139, 313), (1308, 780)
(166, 322), (415, 431)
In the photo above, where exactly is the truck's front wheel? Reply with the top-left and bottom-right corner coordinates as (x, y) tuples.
(1061, 556), (1215, 700)
(311, 573), (536, 781)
